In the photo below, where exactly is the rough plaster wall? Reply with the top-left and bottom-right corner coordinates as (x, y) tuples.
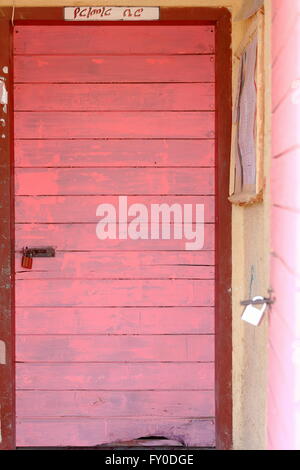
(231, 0), (271, 450)
(0, 0), (271, 450)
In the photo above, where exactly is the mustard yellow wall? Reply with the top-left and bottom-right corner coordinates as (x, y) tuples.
(0, 0), (272, 450)
(231, 0), (271, 450)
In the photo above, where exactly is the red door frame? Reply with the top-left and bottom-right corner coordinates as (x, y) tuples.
(0, 6), (232, 450)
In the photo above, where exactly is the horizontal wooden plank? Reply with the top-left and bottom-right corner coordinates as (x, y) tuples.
(14, 25), (215, 55)
(14, 83), (215, 111)
(16, 264), (214, 280)
(15, 437), (185, 448)
(14, 55), (215, 83)
(15, 306), (214, 335)
(15, 223), (214, 251)
(14, 139), (215, 168)
(16, 417), (215, 447)
(15, 250), (215, 280)
(15, 196), (215, 223)
(16, 390), (215, 418)
(14, 111), (215, 139)
(16, 362), (214, 390)
(16, 334), (214, 362)
(15, 279), (214, 307)
(15, 168), (215, 195)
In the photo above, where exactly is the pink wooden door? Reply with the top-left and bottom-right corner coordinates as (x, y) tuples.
(14, 24), (216, 447)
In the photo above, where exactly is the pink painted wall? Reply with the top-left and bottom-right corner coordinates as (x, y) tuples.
(269, 0), (300, 450)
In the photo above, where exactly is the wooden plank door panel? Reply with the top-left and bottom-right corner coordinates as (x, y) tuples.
(13, 25), (215, 54)
(14, 55), (215, 83)
(14, 139), (215, 167)
(14, 111), (215, 139)
(16, 362), (215, 390)
(15, 306), (215, 334)
(14, 83), (215, 111)
(14, 24), (216, 447)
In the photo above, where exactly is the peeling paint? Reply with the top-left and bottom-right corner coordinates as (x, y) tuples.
(2, 66), (8, 74)
(0, 118), (6, 127)
(0, 79), (8, 107)
(0, 340), (6, 365)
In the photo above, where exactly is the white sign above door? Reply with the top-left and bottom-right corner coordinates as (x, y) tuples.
(64, 6), (160, 21)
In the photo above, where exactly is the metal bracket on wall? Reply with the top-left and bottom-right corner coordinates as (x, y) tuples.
(240, 290), (275, 307)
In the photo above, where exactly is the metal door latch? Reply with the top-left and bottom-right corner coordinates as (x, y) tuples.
(21, 246), (55, 269)
(240, 288), (275, 306)
(240, 293), (275, 307)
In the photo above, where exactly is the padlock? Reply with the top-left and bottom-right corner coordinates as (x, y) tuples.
(21, 247), (33, 269)
(241, 296), (267, 326)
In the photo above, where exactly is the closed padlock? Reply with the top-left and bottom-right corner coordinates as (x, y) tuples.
(241, 296), (267, 326)
(21, 248), (33, 269)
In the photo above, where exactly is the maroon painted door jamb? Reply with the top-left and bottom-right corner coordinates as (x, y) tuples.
(0, 12), (15, 451)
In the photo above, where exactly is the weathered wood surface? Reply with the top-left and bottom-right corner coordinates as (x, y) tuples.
(15, 306), (214, 334)
(15, 279), (214, 307)
(14, 111), (215, 139)
(15, 224), (214, 251)
(16, 334), (214, 362)
(15, 168), (215, 195)
(15, 196), (215, 223)
(16, 390), (215, 417)
(16, 362), (215, 390)
(14, 139), (215, 168)
(14, 55), (215, 83)
(16, 418), (216, 448)
(15, 83), (215, 111)
(14, 25), (215, 55)
(14, 24), (216, 447)
(15, 251), (215, 279)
